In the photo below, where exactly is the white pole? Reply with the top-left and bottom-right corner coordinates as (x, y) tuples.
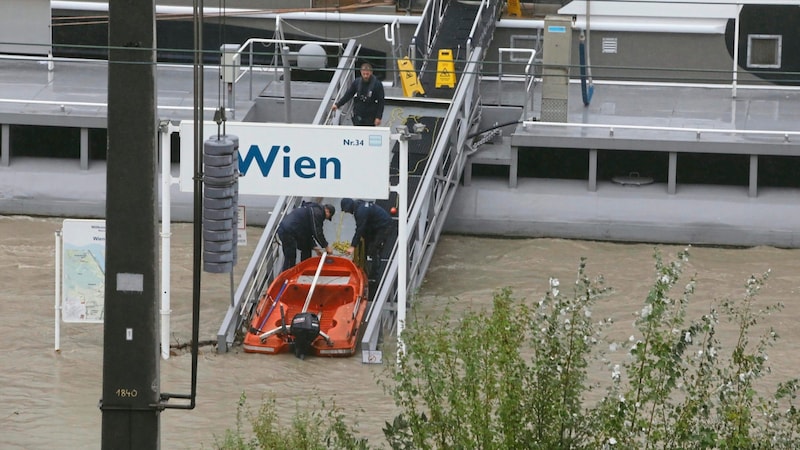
(302, 251), (328, 313)
(55, 230), (62, 352)
(160, 125), (172, 360)
(732, 3), (742, 98)
(397, 137), (408, 362)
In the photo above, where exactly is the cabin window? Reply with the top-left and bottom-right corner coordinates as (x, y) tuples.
(601, 37), (618, 54)
(747, 34), (782, 69)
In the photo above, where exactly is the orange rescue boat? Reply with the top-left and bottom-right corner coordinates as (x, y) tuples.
(243, 254), (368, 359)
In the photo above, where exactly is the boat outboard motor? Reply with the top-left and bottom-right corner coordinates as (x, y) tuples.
(290, 312), (320, 359)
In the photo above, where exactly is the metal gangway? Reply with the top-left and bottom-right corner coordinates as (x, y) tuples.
(215, 37), (363, 351)
(216, 0), (507, 359)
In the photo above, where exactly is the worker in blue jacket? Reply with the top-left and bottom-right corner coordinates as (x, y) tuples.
(340, 198), (393, 278)
(277, 202), (335, 272)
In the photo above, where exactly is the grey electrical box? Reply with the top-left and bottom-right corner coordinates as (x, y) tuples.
(541, 15), (573, 122)
(220, 44), (240, 84)
(0, 0), (51, 55)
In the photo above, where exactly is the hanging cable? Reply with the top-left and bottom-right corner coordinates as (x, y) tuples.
(218, 0), (227, 133)
(579, 0), (595, 106)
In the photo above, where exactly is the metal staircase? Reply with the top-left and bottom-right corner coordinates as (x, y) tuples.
(359, 0), (504, 358)
(216, 0), (506, 359)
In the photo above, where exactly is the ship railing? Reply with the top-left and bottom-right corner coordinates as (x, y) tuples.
(227, 35), (345, 101)
(497, 48), (538, 120)
(520, 121), (800, 142)
(385, 19), (403, 88)
(519, 120), (800, 197)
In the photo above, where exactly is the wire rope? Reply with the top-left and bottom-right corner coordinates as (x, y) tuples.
(280, 20), (387, 43)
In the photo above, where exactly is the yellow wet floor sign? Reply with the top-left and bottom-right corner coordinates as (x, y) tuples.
(397, 57), (425, 97)
(507, 0), (521, 17)
(435, 49), (456, 89)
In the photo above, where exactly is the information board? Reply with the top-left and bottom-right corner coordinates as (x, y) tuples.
(61, 219), (106, 323)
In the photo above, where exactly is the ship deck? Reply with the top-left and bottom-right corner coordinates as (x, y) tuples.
(1, 55), (800, 247)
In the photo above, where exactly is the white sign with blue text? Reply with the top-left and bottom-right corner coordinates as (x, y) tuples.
(179, 121), (391, 199)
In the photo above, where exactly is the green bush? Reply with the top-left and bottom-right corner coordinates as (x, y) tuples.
(383, 248), (800, 449)
(587, 249), (800, 449)
(381, 257), (611, 450)
(214, 392), (369, 450)
(384, 260), (608, 450)
(219, 249), (800, 449)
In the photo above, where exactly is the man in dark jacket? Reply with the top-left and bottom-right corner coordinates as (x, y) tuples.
(277, 202), (335, 272)
(340, 198), (393, 278)
(331, 62), (385, 127)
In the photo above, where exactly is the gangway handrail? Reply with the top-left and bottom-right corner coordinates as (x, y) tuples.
(315, 40), (361, 126)
(362, 0), (506, 357)
(409, 0), (502, 77)
(407, 51), (483, 268)
(216, 195), (292, 351)
(408, 0), (442, 72)
(465, 0), (503, 58)
(361, 49), (485, 355)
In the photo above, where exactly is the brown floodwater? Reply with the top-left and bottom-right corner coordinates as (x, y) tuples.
(2, 215), (799, 449)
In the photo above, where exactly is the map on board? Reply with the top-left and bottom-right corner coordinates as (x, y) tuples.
(61, 219), (106, 323)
